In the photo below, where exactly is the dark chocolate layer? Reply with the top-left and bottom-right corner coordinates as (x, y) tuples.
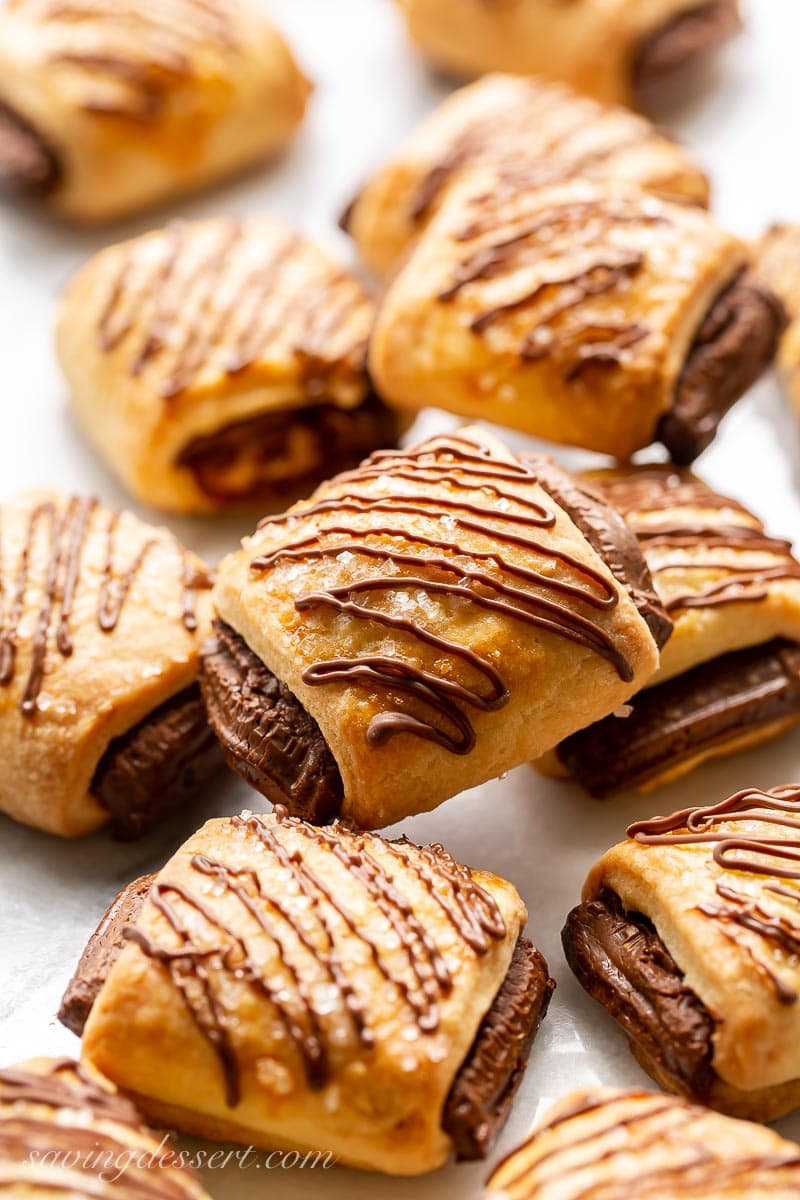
(58, 873), (154, 1037)
(91, 685), (224, 841)
(633, 0), (742, 106)
(659, 268), (785, 465)
(176, 395), (402, 508)
(0, 101), (60, 195)
(558, 639), (800, 798)
(562, 889), (715, 1100)
(200, 621), (343, 823)
(442, 937), (554, 1160)
(531, 457), (673, 650)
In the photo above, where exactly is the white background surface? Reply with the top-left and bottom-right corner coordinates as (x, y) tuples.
(2, 1), (800, 1196)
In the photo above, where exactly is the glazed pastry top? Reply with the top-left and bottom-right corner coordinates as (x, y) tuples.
(0, 490), (210, 720)
(586, 784), (800, 1092)
(394, 0), (739, 107)
(484, 1086), (800, 1199)
(345, 72), (709, 279)
(758, 224), (800, 321)
(757, 223), (800, 385)
(82, 808), (526, 1173)
(426, 176), (735, 389)
(2, 0), (257, 122)
(0, 1056), (209, 1200)
(212, 427), (661, 825)
(586, 466), (800, 683)
(66, 216), (373, 409)
(368, 170), (745, 458)
(0, 490), (211, 835)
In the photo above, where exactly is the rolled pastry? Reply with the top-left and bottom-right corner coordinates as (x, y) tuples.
(0, 490), (219, 838)
(564, 783), (800, 1121)
(756, 223), (800, 418)
(0, 0), (311, 222)
(342, 73), (710, 281)
(72, 808), (554, 1174)
(199, 426), (669, 829)
(548, 466), (800, 795)
(369, 170), (784, 463)
(484, 1087), (800, 1198)
(395, 0), (742, 109)
(57, 216), (405, 516)
(0, 1056), (210, 1199)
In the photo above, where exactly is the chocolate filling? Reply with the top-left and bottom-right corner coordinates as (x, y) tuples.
(199, 621), (343, 823)
(176, 396), (402, 508)
(58, 874), (154, 1037)
(562, 889), (716, 1100)
(530, 458), (673, 650)
(659, 268), (786, 465)
(0, 101), (60, 195)
(91, 685), (224, 841)
(442, 936), (554, 1160)
(633, 0), (742, 106)
(558, 639), (800, 798)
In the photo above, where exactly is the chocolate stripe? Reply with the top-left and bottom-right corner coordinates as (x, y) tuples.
(91, 685), (223, 841)
(0, 102), (59, 195)
(443, 937), (554, 1160)
(59, 876), (155, 1036)
(562, 890), (715, 1102)
(633, 0), (743, 106)
(199, 620), (343, 822)
(659, 269), (786, 464)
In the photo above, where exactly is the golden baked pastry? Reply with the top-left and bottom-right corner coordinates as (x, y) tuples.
(75, 808), (554, 1174)
(57, 216), (405, 516)
(0, 490), (218, 838)
(564, 783), (800, 1121)
(0, 0), (311, 222)
(0, 1056), (210, 1200)
(543, 466), (800, 795)
(756, 223), (800, 418)
(369, 170), (784, 463)
(395, 0), (742, 109)
(343, 73), (710, 281)
(199, 426), (669, 829)
(484, 1087), (800, 1198)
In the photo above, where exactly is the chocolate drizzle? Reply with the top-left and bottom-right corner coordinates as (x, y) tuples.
(629, 784), (800, 1006)
(487, 1090), (800, 1197)
(28, 0), (238, 121)
(0, 496), (207, 717)
(250, 435), (633, 755)
(122, 809), (506, 1107)
(438, 195), (666, 376)
(589, 467), (800, 616)
(95, 219), (371, 402)
(0, 1059), (140, 1128)
(0, 1059), (202, 1200)
(405, 80), (663, 229)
